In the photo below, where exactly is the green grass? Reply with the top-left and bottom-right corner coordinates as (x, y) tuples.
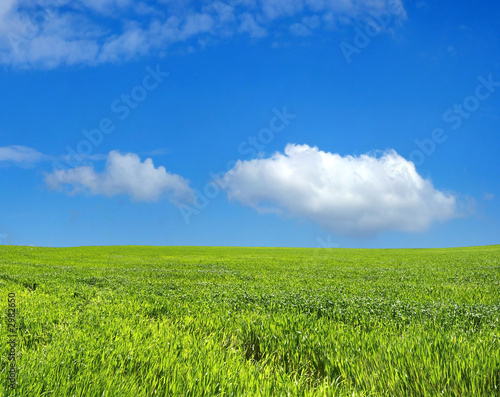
(1, 245), (499, 396)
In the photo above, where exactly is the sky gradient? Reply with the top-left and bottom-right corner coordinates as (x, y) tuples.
(0, 0), (499, 248)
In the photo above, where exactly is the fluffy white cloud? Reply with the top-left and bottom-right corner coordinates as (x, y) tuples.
(0, 0), (405, 68)
(221, 144), (458, 236)
(0, 145), (52, 165)
(44, 150), (195, 204)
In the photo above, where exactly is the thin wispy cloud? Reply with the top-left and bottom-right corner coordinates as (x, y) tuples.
(0, 145), (52, 166)
(221, 144), (458, 237)
(0, 0), (406, 68)
(484, 193), (494, 201)
(44, 150), (195, 205)
(0, 145), (112, 167)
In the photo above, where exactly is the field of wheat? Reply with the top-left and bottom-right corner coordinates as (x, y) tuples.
(1, 245), (499, 396)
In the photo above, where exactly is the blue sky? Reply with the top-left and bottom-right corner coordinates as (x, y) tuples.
(0, 0), (498, 248)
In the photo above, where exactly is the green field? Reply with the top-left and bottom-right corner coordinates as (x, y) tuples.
(1, 245), (499, 396)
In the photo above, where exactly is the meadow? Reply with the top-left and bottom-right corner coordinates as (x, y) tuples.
(0, 245), (499, 396)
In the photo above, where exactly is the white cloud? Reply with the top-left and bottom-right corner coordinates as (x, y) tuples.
(77, 0), (133, 15)
(0, 0), (406, 68)
(44, 150), (195, 205)
(290, 15), (321, 36)
(0, 0), (17, 22)
(221, 144), (458, 236)
(302, 15), (320, 28)
(261, 0), (304, 20)
(0, 145), (52, 165)
(290, 22), (311, 36)
(180, 12), (214, 39)
(239, 13), (267, 38)
(97, 22), (149, 63)
(9, 35), (101, 68)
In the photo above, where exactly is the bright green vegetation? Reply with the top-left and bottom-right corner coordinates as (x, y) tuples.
(1, 245), (499, 396)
